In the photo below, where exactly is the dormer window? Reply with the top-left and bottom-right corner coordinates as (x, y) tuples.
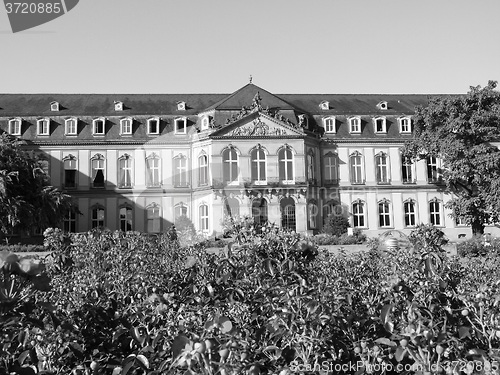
(93, 118), (106, 135)
(65, 117), (78, 135)
(8, 118), (22, 135)
(319, 101), (330, 110)
(348, 116), (361, 133)
(175, 117), (187, 134)
(120, 117), (133, 135)
(374, 116), (387, 133)
(147, 117), (160, 135)
(377, 101), (388, 110)
(37, 118), (50, 135)
(201, 116), (210, 130)
(399, 116), (412, 133)
(50, 101), (59, 112)
(114, 101), (123, 111)
(323, 117), (336, 133)
(177, 101), (186, 111)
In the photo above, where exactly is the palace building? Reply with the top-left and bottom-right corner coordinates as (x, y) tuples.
(0, 83), (493, 239)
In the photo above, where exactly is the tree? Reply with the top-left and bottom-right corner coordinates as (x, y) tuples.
(323, 213), (350, 237)
(0, 134), (76, 239)
(403, 81), (500, 234)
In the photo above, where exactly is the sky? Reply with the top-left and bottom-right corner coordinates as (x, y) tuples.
(0, 0), (499, 95)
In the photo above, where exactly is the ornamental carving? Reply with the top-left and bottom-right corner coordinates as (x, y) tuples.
(229, 119), (287, 136)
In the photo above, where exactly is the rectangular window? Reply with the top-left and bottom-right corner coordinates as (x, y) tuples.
(402, 157), (414, 183)
(147, 206), (161, 233)
(199, 205), (209, 232)
(118, 157), (132, 188)
(350, 154), (363, 184)
(375, 118), (386, 133)
(91, 157), (105, 188)
(66, 118), (77, 135)
(121, 119), (132, 135)
(199, 155), (208, 186)
(353, 203), (365, 227)
(429, 201), (441, 226)
(349, 118), (361, 133)
(93, 119), (105, 135)
(37, 119), (50, 135)
(91, 207), (105, 228)
(146, 157), (160, 187)
(378, 202), (391, 227)
(324, 155), (338, 183)
(324, 118), (335, 133)
(63, 210), (77, 233)
(148, 118), (160, 134)
(427, 156), (439, 183)
(404, 201), (416, 227)
(174, 157), (188, 187)
(64, 158), (77, 188)
(120, 207), (133, 231)
(400, 117), (411, 133)
(175, 118), (187, 134)
(9, 119), (21, 135)
(375, 154), (389, 183)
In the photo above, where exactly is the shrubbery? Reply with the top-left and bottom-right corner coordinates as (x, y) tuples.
(311, 228), (367, 246)
(457, 235), (500, 257)
(2, 224), (500, 374)
(0, 243), (46, 253)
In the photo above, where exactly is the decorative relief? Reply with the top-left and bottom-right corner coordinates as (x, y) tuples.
(229, 119), (287, 136)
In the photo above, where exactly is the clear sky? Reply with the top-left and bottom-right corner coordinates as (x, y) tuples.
(0, 0), (499, 94)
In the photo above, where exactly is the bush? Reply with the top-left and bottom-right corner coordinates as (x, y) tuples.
(323, 213), (350, 236)
(457, 235), (500, 257)
(0, 244), (46, 252)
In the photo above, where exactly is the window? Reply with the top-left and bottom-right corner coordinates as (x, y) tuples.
(375, 152), (389, 184)
(63, 155), (77, 188)
(374, 117), (386, 133)
(280, 197), (296, 231)
(349, 151), (364, 184)
(456, 216), (467, 226)
(93, 118), (105, 135)
(198, 154), (209, 186)
(118, 154), (133, 188)
(199, 204), (209, 232)
(120, 118), (133, 135)
(349, 117), (361, 133)
(224, 197), (240, 218)
(319, 101), (330, 110)
(175, 118), (187, 134)
(114, 101), (123, 111)
(8, 118), (22, 135)
(427, 156), (440, 183)
(352, 201), (365, 227)
(146, 203), (161, 233)
(177, 101), (186, 111)
(404, 200), (416, 227)
(307, 151), (315, 181)
(223, 147), (238, 183)
(174, 155), (188, 187)
(37, 118), (50, 135)
(378, 200), (391, 228)
(146, 153), (161, 187)
(63, 210), (77, 233)
(65, 118), (78, 135)
(252, 198), (268, 226)
(323, 117), (335, 133)
(201, 116), (210, 130)
(251, 148), (266, 183)
(91, 206), (105, 228)
(175, 203), (188, 220)
(50, 101), (59, 111)
(377, 101), (388, 110)
(324, 153), (339, 183)
(429, 200), (442, 226)
(308, 202), (318, 229)
(120, 206), (133, 232)
(147, 118), (160, 134)
(278, 147), (294, 183)
(399, 117), (412, 133)
(401, 156), (414, 183)
(91, 154), (105, 188)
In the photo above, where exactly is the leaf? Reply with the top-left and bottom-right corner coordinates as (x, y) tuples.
(374, 338), (396, 347)
(17, 350), (31, 365)
(172, 335), (191, 359)
(219, 316), (233, 333)
(395, 346), (406, 362)
(459, 326), (471, 339)
(263, 258), (275, 276)
(380, 304), (393, 324)
(121, 358), (135, 375)
(113, 327), (128, 342)
(69, 342), (84, 358)
(136, 354), (149, 370)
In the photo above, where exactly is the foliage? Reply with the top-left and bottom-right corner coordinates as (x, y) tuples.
(322, 213), (350, 237)
(312, 229), (367, 246)
(4, 226), (500, 374)
(0, 244), (46, 253)
(0, 134), (76, 240)
(457, 235), (500, 257)
(403, 81), (500, 235)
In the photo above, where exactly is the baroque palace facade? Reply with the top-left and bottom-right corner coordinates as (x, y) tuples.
(0, 83), (492, 239)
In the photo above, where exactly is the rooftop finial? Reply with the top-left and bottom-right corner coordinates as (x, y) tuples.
(249, 75), (253, 84)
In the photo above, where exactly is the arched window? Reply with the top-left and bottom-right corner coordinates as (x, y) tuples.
(375, 152), (389, 184)
(174, 154), (188, 187)
(8, 118), (22, 135)
(278, 147), (294, 183)
(252, 198), (268, 226)
(224, 197), (240, 218)
(378, 199), (391, 228)
(175, 203), (188, 221)
(119, 206), (133, 232)
(65, 117), (77, 135)
(91, 205), (105, 228)
(280, 197), (296, 231)
(146, 203), (161, 233)
(91, 154), (105, 188)
(251, 148), (266, 183)
(349, 151), (364, 184)
(352, 200), (365, 227)
(120, 117), (133, 135)
(198, 154), (209, 186)
(118, 154), (133, 188)
(146, 153), (161, 187)
(223, 147), (238, 183)
(63, 155), (77, 188)
(404, 199), (416, 227)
